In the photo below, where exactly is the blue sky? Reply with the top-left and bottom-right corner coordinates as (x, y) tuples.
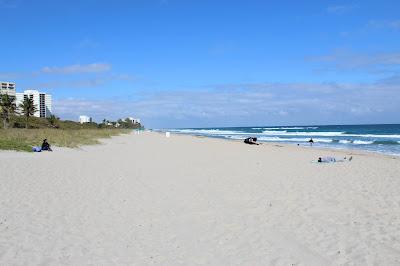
(1, 0), (399, 128)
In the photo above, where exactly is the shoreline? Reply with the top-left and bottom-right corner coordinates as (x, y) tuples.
(155, 131), (400, 160)
(152, 124), (400, 158)
(1, 130), (398, 161)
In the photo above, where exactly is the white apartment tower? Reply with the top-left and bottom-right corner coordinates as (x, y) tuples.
(79, 115), (92, 123)
(127, 117), (141, 124)
(0, 81), (16, 96)
(16, 90), (52, 118)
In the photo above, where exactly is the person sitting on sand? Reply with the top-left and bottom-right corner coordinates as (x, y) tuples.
(244, 137), (259, 145)
(317, 156), (352, 163)
(41, 139), (53, 152)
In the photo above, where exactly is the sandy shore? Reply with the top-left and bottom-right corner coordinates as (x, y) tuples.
(1, 131), (400, 265)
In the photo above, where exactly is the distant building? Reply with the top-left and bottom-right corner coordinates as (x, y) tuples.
(127, 117), (141, 124)
(16, 90), (52, 118)
(79, 115), (92, 124)
(0, 81), (16, 96)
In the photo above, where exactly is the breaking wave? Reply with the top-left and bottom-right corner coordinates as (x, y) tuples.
(162, 125), (400, 156)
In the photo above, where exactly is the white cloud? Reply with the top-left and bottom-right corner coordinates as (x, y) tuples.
(41, 63), (111, 74)
(308, 50), (400, 72)
(377, 74), (400, 85)
(369, 19), (400, 30)
(0, 72), (35, 79)
(53, 80), (400, 127)
(37, 79), (106, 89)
(327, 5), (357, 14)
(33, 73), (135, 89)
(0, 62), (114, 80)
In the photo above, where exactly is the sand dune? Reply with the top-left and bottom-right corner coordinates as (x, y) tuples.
(1, 131), (400, 265)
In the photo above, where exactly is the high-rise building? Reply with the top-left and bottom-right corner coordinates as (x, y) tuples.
(16, 90), (52, 118)
(79, 115), (92, 123)
(127, 117), (141, 124)
(0, 81), (16, 96)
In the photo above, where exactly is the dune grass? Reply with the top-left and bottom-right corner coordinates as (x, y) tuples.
(0, 128), (132, 152)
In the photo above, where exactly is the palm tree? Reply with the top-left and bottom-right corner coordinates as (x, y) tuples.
(0, 94), (16, 129)
(19, 97), (37, 128)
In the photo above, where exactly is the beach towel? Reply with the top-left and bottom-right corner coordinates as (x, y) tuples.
(32, 146), (42, 152)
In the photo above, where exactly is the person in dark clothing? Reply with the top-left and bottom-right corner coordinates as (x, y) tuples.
(41, 139), (52, 151)
(309, 138), (314, 146)
(244, 137), (259, 145)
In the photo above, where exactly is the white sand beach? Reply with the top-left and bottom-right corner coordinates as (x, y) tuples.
(1, 131), (400, 265)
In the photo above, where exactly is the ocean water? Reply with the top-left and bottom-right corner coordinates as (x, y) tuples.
(162, 124), (400, 156)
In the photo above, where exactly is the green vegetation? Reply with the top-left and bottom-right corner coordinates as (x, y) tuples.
(0, 128), (132, 152)
(47, 114), (59, 128)
(0, 138), (33, 152)
(0, 97), (143, 152)
(7, 115), (142, 130)
(0, 94), (17, 129)
(19, 97), (37, 128)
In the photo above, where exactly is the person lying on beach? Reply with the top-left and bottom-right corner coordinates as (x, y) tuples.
(317, 156), (352, 163)
(244, 137), (259, 145)
(41, 139), (53, 151)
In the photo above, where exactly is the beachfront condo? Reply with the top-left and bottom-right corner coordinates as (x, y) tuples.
(15, 90), (52, 118)
(79, 115), (92, 123)
(127, 117), (141, 124)
(0, 81), (16, 96)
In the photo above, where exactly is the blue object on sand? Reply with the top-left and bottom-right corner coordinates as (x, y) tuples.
(32, 146), (42, 152)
